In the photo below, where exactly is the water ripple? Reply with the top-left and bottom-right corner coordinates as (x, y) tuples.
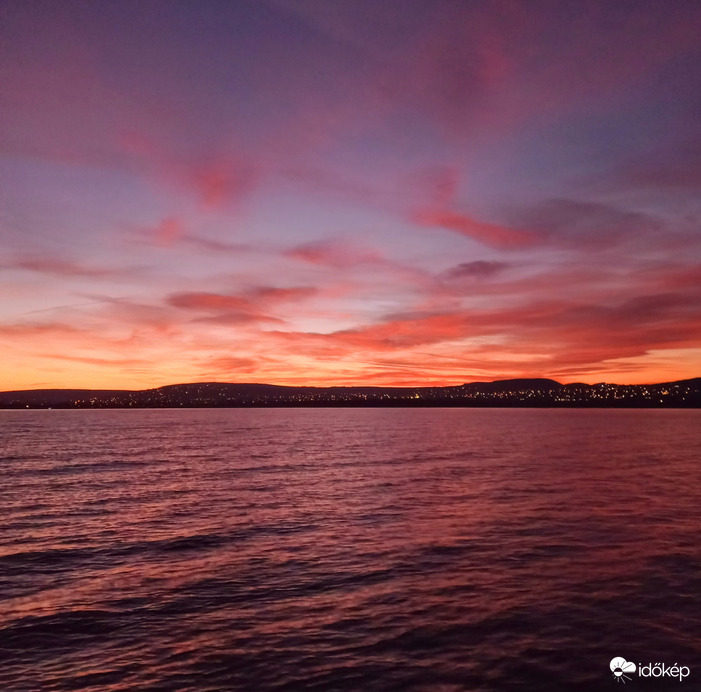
(1, 408), (700, 691)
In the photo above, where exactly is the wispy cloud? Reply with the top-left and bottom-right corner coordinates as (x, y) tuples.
(285, 238), (384, 269)
(413, 209), (538, 249)
(440, 261), (510, 282)
(3, 256), (133, 279)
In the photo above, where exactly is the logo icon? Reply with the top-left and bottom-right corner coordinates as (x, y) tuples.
(610, 657), (636, 683)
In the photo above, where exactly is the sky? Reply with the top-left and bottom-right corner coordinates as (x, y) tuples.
(2, 0), (701, 390)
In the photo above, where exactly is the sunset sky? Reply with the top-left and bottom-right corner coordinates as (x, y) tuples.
(2, 0), (701, 390)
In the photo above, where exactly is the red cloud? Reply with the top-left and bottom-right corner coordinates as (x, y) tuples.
(189, 158), (260, 210)
(406, 165), (537, 249)
(168, 292), (250, 312)
(259, 282), (701, 384)
(247, 286), (317, 302)
(166, 285), (317, 325)
(413, 209), (538, 249)
(166, 292), (277, 325)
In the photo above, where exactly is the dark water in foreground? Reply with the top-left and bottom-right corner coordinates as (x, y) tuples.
(1, 409), (700, 692)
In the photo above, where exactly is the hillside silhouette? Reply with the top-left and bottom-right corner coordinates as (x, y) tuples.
(1, 378), (699, 408)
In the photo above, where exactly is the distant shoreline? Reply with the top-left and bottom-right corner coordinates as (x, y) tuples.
(2, 378), (699, 409)
(2, 405), (699, 410)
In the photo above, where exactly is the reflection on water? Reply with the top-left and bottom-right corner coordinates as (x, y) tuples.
(1, 408), (700, 691)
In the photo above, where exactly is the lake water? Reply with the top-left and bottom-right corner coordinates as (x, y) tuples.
(1, 408), (700, 691)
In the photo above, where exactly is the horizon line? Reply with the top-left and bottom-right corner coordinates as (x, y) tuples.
(4, 375), (701, 395)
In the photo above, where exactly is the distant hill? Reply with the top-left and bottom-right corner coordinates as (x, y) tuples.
(459, 378), (564, 393)
(1, 378), (699, 408)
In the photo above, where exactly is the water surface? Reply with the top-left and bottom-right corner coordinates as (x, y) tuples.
(1, 408), (700, 691)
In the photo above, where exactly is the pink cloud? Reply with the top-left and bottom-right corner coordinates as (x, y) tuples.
(246, 286), (317, 302)
(134, 216), (252, 254)
(121, 132), (262, 211)
(188, 158), (260, 210)
(440, 261), (510, 282)
(167, 292), (251, 312)
(367, 2), (701, 144)
(413, 209), (538, 249)
(286, 239), (384, 269)
(153, 217), (184, 246)
(166, 285), (317, 326)
(5, 256), (129, 279)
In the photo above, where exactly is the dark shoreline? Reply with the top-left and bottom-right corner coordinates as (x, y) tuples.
(2, 377), (700, 409)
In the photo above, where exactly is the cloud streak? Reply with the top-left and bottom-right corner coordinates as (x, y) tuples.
(413, 209), (538, 248)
